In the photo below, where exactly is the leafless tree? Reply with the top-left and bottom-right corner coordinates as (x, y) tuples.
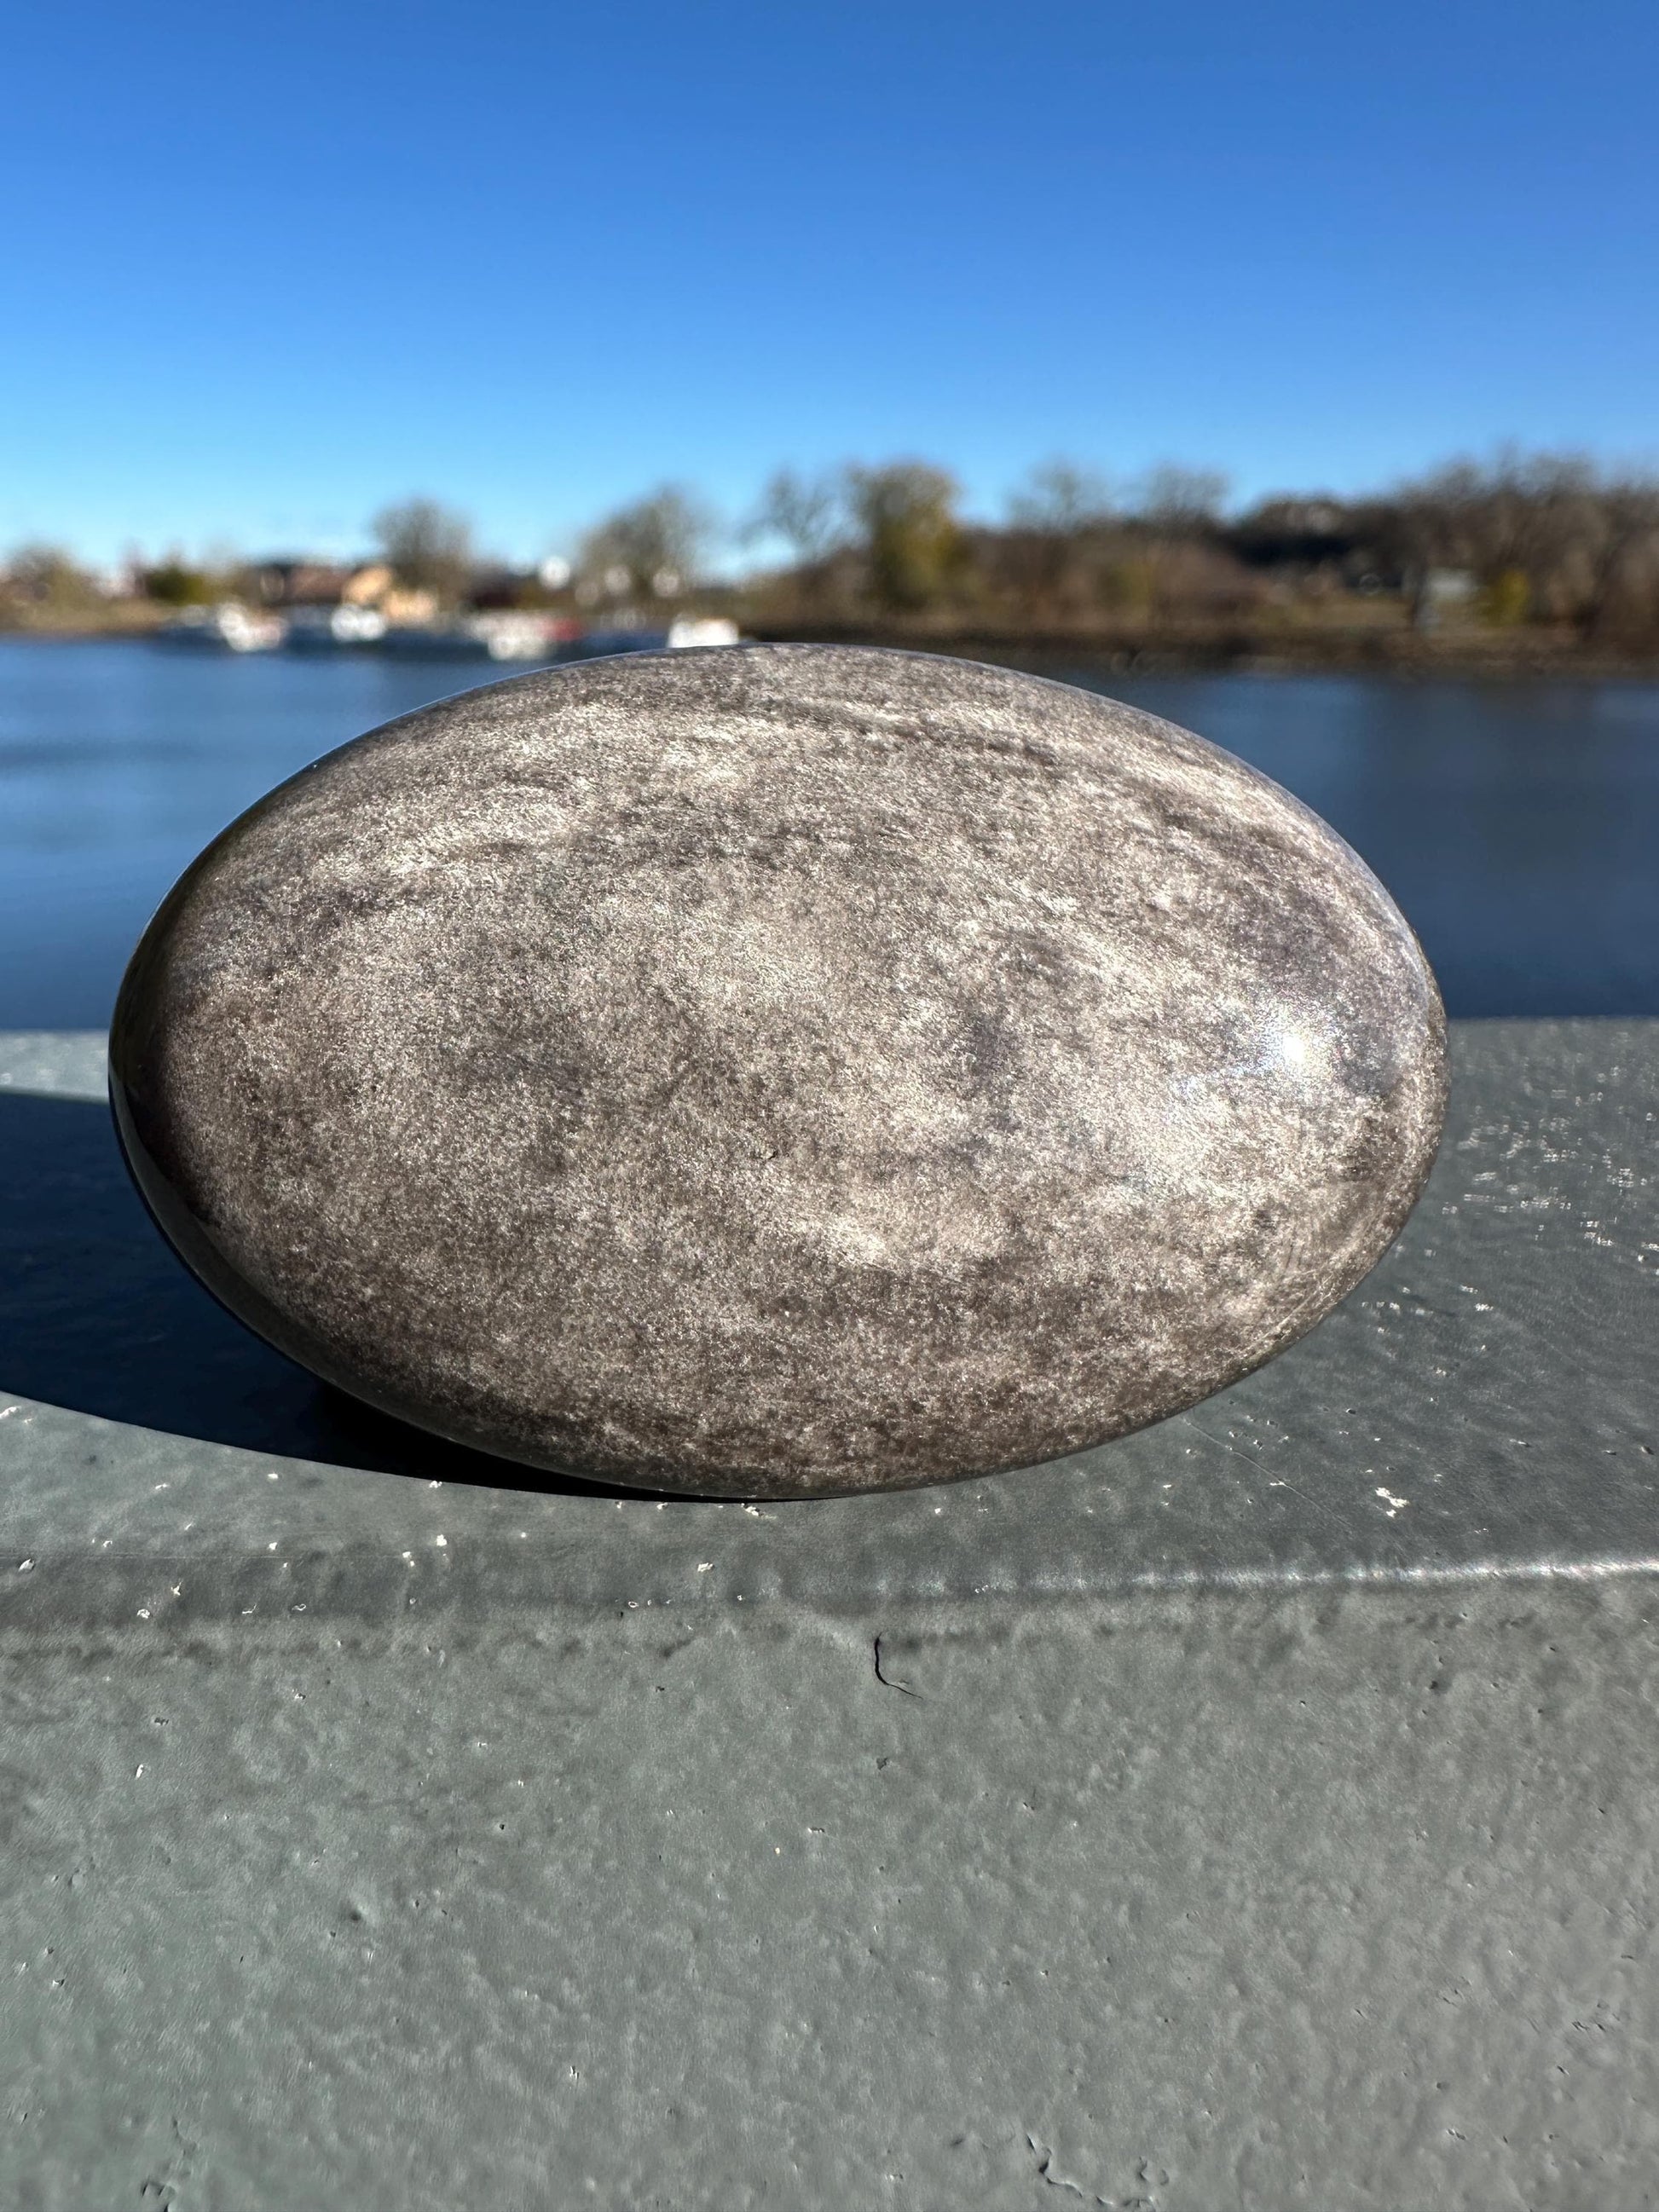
(747, 469), (846, 565)
(1385, 449), (1659, 636)
(579, 486), (714, 602)
(1576, 476), (1659, 640)
(371, 499), (475, 603)
(1007, 459), (1114, 534)
(1128, 465), (1231, 531)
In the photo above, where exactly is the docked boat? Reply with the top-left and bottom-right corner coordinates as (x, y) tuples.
(569, 619), (743, 660)
(154, 602), (286, 652)
(285, 604), (387, 650)
(667, 617), (741, 648)
(380, 613), (569, 661)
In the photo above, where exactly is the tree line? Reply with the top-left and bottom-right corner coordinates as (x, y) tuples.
(5, 449), (1659, 645)
(744, 452), (1659, 644)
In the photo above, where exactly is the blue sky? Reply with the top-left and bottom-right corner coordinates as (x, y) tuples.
(3, 0), (1655, 563)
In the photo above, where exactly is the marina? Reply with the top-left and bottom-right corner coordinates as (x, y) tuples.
(157, 601), (740, 661)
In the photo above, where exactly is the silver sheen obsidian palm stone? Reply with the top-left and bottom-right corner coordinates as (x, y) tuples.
(110, 644), (1447, 1498)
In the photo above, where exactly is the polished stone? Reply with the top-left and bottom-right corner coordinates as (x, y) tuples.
(109, 645), (1447, 1496)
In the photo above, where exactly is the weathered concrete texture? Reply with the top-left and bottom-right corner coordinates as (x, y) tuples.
(109, 645), (1445, 1494)
(6, 1585), (1659, 2211)
(2, 1023), (1658, 2205)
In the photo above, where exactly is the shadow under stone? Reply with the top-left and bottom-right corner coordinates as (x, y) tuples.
(0, 1092), (637, 1497)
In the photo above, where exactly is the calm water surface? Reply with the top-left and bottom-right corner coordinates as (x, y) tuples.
(3, 637), (1656, 1026)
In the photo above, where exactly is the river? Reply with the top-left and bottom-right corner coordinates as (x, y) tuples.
(3, 636), (1656, 1027)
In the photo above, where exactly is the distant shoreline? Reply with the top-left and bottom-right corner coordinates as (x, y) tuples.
(4, 609), (1659, 682)
(744, 618), (1659, 682)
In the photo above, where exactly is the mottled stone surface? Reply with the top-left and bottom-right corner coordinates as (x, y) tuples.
(109, 645), (1447, 1496)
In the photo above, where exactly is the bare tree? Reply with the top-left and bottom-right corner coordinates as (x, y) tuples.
(746, 468), (845, 565)
(371, 499), (475, 604)
(1396, 451), (1581, 579)
(579, 486), (714, 602)
(1384, 448), (1659, 634)
(1128, 465), (1231, 531)
(1007, 459), (1114, 534)
(1576, 476), (1659, 640)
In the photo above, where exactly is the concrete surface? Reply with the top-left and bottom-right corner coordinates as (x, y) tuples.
(3, 1022), (1657, 2208)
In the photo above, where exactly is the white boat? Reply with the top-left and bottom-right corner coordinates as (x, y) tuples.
(155, 602), (286, 652)
(569, 619), (741, 661)
(285, 604), (387, 650)
(469, 612), (564, 661)
(381, 613), (561, 662)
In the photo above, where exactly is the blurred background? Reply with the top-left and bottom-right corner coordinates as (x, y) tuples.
(3, 0), (1656, 1027)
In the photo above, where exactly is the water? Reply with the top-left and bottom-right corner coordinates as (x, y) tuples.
(3, 636), (1657, 1027)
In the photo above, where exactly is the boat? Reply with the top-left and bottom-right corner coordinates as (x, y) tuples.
(153, 602), (286, 652)
(380, 613), (569, 662)
(285, 604), (388, 650)
(566, 619), (743, 660)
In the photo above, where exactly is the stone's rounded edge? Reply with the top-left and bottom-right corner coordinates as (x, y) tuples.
(104, 656), (566, 1090)
(106, 643), (1454, 1500)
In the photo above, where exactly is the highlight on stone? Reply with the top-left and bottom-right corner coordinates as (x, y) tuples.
(108, 644), (1448, 1497)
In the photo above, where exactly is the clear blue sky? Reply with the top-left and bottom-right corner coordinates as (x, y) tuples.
(3, 0), (1655, 564)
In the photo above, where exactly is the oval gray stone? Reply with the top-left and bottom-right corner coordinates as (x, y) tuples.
(110, 644), (1447, 1498)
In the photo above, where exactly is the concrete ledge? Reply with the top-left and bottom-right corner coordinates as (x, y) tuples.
(3, 1022), (1657, 2208)
(2, 1022), (1655, 1619)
